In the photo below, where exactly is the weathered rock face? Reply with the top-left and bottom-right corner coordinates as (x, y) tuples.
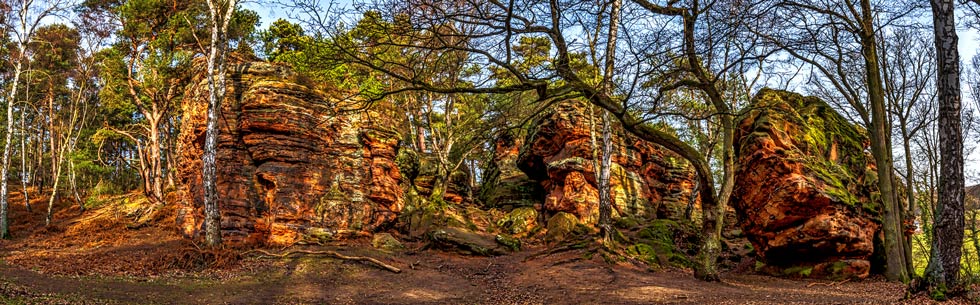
(177, 61), (403, 245)
(479, 132), (545, 210)
(732, 89), (881, 279)
(399, 150), (471, 204)
(517, 100), (698, 223)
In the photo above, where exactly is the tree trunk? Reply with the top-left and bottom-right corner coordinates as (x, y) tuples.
(922, 0), (965, 296)
(20, 91), (31, 214)
(0, 61), (21, 239)
(681, 6), (732, 281)
(902, 128), (916, 277)
(596, 0), (621, 243)
(860, 0), (909, 282)
(203, 0), (238, 247)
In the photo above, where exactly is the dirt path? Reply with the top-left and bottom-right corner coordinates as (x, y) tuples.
(0, 197), (974, 304)
(1, 246), (927, 305)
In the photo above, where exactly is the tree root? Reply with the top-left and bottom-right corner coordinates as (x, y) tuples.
(806, 279), (850, 287)
(523, 240), (592, 262)
(245, 249), (401, 273)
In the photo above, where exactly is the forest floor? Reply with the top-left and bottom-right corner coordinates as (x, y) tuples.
(1, 192), (978, 305)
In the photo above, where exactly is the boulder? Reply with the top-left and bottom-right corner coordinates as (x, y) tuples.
(429, 227), (509, 256)
(372, 233), (405, 251)
(496, 207), (539, 237)
(517, 100), (698, 223)
(546, 212), (579, 243)
(732, 89), (881, 279)
(176, 61), (403, 245)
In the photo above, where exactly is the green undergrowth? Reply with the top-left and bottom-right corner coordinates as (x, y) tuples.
(911, 230), (980, 283)
(547, 216), (701, 270)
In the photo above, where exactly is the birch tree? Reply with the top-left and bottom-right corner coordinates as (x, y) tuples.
(203, 0), (238, 247)
(921, 0), (965, 297)
(0, 0), (66, 239)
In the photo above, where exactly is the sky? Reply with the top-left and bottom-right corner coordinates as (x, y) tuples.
(242, 2), (980, 184)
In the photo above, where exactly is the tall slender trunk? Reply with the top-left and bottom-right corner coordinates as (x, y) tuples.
(148, 112), (164, 201)
(595, 0), (621, 243)
(21, 68), (32, 214)
(860, 0), (909, 282)
(596, 112), (613, 241)
(203, 0), (238, 247)
(923, 0), (965, 295)
(902, 128), (916, 276)
(679, 2), (731, 281)
(46, 88), (58, 225)
(20, 111), (30, 213)
(0, 61), (23, 240)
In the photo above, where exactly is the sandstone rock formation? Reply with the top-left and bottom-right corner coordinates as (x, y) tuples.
(398, 149), (470, 205)
(517, 100), (698, 223)
(732, 89), (881, 279)
(479, 132), (545, 210)
(177, 61), (403, 245)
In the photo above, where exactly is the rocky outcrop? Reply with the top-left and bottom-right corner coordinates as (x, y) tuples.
(176, 61), (403, 245)
(398, 149), (471, 204)
(732, 89), (881, 279)
(517, 100), (698, 223)
(480, 132), (545, 210)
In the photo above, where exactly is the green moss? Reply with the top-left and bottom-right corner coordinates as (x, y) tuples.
(628, 219), (695, 268)
(615, 217), (641, 229)
(396, 149), (420, 182)
(546, 212), (579, 243)
(782, 265), (814, 277)
(495, 234), (522, 251)
(496, 207), (538, 236)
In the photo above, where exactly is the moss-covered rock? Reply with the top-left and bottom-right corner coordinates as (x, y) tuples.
(495, 234), (522, 251)
(429, 227), (508, 256)
(546, 212), (579, 243)
(732, 88), (881, 279)
(496, 207), (539, 237)
(372, 233), (405, 251)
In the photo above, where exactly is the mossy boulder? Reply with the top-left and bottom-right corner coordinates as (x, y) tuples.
(429, 227), (509, 256)
(732, 89), (881, 279)
(546, 212), (579, 243)
(372, 233), (405, 251)
(496, 207), (539, 237)
(627, 219), (699, 268)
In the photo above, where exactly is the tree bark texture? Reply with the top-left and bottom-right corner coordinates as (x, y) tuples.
(923, 0), (965, 295)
